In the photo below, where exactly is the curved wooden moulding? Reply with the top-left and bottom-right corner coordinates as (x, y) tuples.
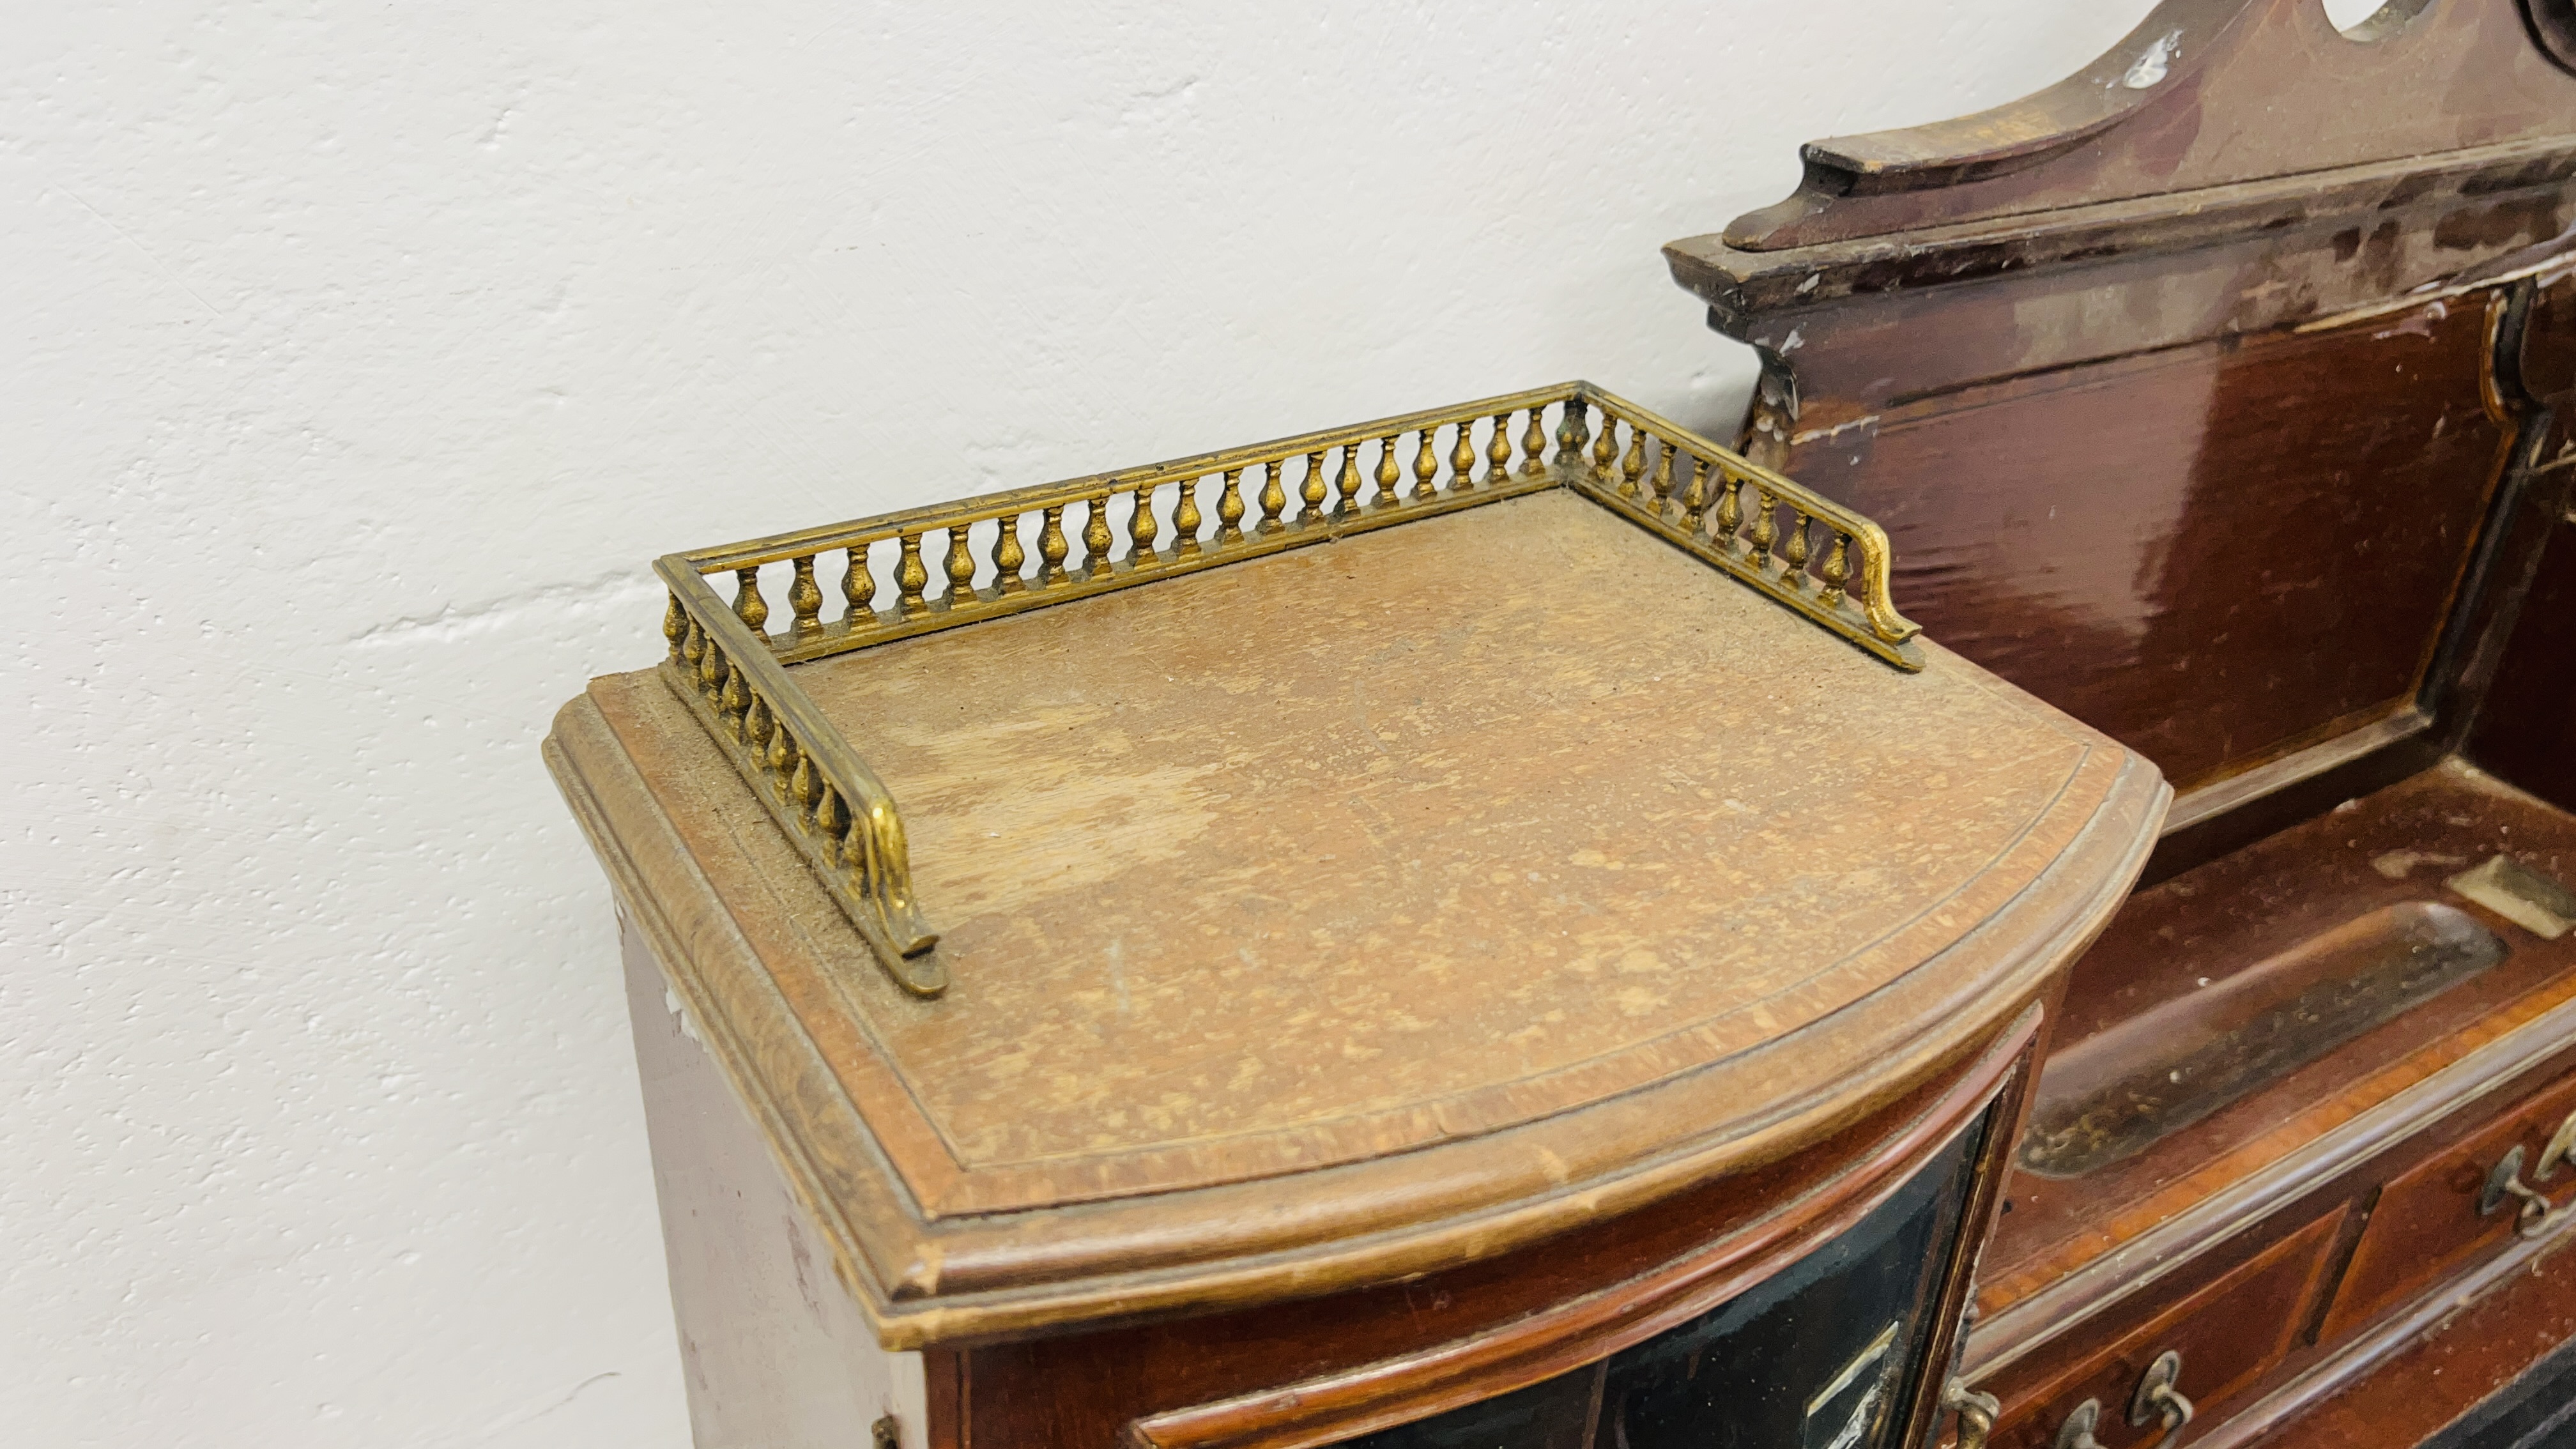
(548, 424), (2164, 1348)
(1119, 1012), (2037, 1449)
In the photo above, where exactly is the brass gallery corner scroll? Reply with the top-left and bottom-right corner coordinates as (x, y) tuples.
(650, 381), (1920, 995)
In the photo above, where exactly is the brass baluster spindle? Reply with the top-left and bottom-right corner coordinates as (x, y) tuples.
(734, 566), (770, 632)
(1038, 505), (1070, 583)
(843, 543), (876, 623)
(1449, 420), (1476, 488)
(1257, 459), (1287, 531)
(815, 786), (850, 867)
(681, 617), (706, 671)
(942, 525), (976, 606)
(720, 666), (751, 737)
(1335, 445), (1364, 518)
(1216, 466), (1246, 541)
(1485, 411), (1512, 483)
(787, 555), (824, 634)
(1175, 473), (1205, 550)
(1374, 434), (1402, 509)
(1783, 509), (1813, 586)
(663, 594), (687, 662)
(1301, 450), (1330, 520)
(1749, 487), (1779, 569)
(1820, 530), (1852, 608)
(992, 510), (1027, 592)
(1680, 456), (1712, 532)
(1556, 400), (1591, 468)
(896, 533), (930, 612)
(1081, 492), (1115, 576)
(765, 714), (797, 779)
(1644, 436), (1671, 514)
(1413, 426), (1441, 500)
(743, 692), (773, 758)
(1519, 407), (1549, 477)
(1130, 483), (1159, 559)
(1714, 472), (1744, 550)
(696, 635), (724, 700)
(788, 753), (821, 829)
(1596, 410), (1624, 478)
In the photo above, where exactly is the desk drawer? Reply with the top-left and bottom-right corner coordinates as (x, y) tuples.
(1985, 1211), (2343, 1449)
(2319, 1070), (2576, 1342)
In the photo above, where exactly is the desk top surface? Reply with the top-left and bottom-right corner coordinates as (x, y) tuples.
(551, 484), (2164, 1344)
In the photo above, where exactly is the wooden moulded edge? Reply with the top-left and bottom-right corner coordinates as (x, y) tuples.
(546, 684), (2168, 1349)
(1123, 1006), (2043, 1449)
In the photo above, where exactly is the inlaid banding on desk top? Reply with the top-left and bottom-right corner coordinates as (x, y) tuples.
(754, 491), (2097, 1181)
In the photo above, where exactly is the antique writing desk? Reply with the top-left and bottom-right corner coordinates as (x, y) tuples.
(547, 385), (2163, 1447)
(1666, 1), (2576, 1444)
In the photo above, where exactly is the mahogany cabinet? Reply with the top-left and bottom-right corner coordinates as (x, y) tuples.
(1664, 1), (2576, 1443)
(548, 385), (2163, 1447)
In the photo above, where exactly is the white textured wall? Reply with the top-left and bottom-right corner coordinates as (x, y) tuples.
(3, 4), (2154, 1445)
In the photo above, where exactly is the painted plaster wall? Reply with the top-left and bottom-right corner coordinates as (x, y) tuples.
(3, 4), (2154, 1445)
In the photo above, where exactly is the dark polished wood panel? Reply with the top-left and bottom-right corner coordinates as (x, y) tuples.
(1667, 0), (2576, 820)
(2468, 511), (2576, 813)
(1832, 305), (2509, 789)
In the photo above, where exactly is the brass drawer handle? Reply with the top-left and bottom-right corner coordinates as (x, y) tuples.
(2481, 1144), (2560, 1239)
(2129, 1350), (2195, 1449)
(2534, 1107), (2576, 1184)
(2053, 1398), (2107, 1449)
(2053, 1351), (2194, 1449)
(1943, 1377), (2000, 1449)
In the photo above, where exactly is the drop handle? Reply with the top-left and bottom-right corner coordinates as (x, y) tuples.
(2128, 1350), (2194, 1449)
(1942, 1377), (2000, 1449)
(2481, 1144), (2561, 1239)
(2052, 1398), (2107, 1449)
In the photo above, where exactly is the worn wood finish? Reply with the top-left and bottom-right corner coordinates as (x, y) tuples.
(2208, 1211), (2576, 1449)
(1707, 303), (2508, 795)
(1660, 7), (2576, 1444)
(1972, 763), (2576, 1357)
(2319, 1068), (2576, 1342)
(1724, 0), (2576, 254)
(1004, 1013), (2033, 1449)
(1668, 0), (2576, 822)
(1982, 1208), (2346, 1449)
(548, 486), (2163, 1353)
(617, 919), (928, 1449)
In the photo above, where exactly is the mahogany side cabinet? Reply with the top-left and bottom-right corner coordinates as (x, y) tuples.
(546, 383), (2165, 1448)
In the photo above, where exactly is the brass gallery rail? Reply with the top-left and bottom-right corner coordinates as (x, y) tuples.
(654, 381), (1920, 995)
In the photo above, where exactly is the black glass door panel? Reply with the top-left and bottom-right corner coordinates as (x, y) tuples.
(1339, 1112), (1986, 1449)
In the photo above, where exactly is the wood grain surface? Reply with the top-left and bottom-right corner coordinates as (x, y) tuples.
(548, 486), (2164, 1346)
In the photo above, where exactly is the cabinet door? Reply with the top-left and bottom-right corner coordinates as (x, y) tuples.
(1333, 1113), (1988, 1449)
